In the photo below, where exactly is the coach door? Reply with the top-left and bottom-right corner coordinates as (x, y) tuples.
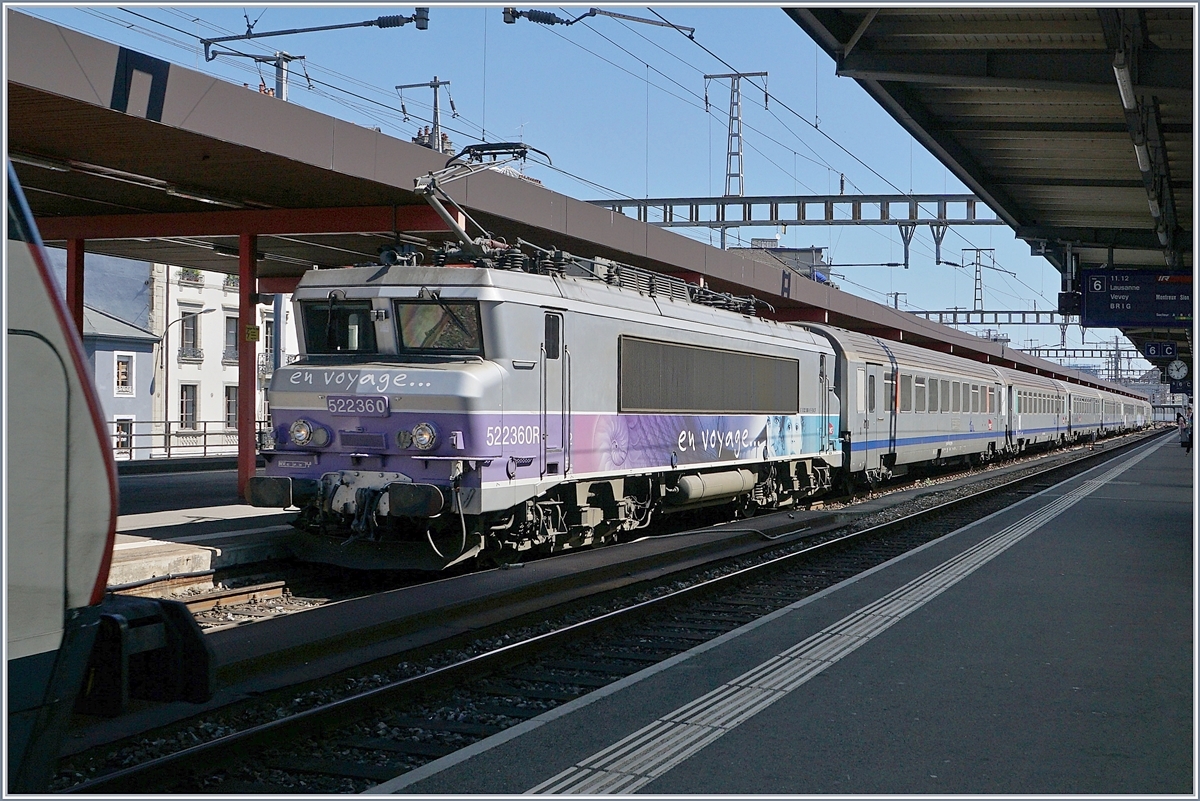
(540, 312), (570, 477)
(864, 363), (886, 469)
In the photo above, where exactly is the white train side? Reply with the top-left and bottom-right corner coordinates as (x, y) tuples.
(7, 165), (117, 791)
(6, 165), (213, 792)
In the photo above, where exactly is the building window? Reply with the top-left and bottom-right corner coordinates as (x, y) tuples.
(113, 418), (133, 458)
(179, 383), (198, 429)
(179, 310), (203, 361)
(224, 385), (238, 428)
(262, 315), (275, 360)
(224, 315), (239, 362)
(114, 353), (134, 396)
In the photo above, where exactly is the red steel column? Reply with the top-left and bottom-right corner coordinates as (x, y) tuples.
(66, 238), (85, 335)
(237, 233), (258, 499)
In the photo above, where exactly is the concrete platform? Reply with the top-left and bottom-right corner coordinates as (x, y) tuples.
(372, 431), (1192, 795)
(108, 506), (296, 589)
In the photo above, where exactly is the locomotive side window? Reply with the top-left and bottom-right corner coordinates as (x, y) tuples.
(544, 313), (561, 360)
(394, 300), (483, 355)
(303, 300), (379, 354)
(618, 337), (797, 414)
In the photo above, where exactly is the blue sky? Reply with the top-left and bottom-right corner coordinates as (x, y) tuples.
(21, 4), (1144, 372)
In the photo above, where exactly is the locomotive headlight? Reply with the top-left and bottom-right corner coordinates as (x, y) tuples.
(288, 419), (328, 447)
(411, 422), (438, 450)
(289, 419), (314, 446)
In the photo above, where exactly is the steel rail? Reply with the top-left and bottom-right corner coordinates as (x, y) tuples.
(65, 429), (1165, 793)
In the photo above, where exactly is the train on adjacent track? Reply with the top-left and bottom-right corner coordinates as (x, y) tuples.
(7, 165), (212, 792)
(248, 240), (1150, 572)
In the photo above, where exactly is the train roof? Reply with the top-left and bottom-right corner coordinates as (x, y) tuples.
(799, 324), (1003, 381)
(294, 263), (833, 352)
(802, 323), (1147, 401)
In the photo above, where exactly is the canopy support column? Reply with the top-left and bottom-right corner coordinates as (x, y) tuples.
(238, 233), (258, 499)
(66, 238), (85, 335)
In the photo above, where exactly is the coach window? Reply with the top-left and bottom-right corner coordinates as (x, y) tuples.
(867, 374), (877, 414)
(987, 387), (995, 413)
(928, 377), (938, 412)
(900, 374), (913, 412)
(951, 382), (960, 412)
(940, 380), (950, 412)
(884, 373), (895, 412)
(970, 384), (979, 413)
(914, 377), (926, 412)
(856, 369), (866, 414)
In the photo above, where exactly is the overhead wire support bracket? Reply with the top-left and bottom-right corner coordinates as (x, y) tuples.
(502, 7), (694, 38)
(201, 9), (429, 62)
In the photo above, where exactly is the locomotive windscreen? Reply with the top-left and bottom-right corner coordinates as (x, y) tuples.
(394, 300), (483, 355)
(302, 299), (379, 354)
(619, 337), (799, 414)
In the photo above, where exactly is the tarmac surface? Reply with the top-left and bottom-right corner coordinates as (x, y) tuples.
(369, 432), (1193, 795)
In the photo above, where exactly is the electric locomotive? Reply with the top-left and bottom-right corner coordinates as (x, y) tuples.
(249, 258), (844, 570)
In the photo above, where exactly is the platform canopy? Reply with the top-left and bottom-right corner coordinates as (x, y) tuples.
(787, 6), (1193, 372)
(6, 10), (1146, 395)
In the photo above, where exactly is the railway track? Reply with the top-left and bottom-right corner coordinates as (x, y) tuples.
(58, 428), (1165, 793)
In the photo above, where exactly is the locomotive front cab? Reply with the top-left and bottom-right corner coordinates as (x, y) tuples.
(247, 279), (511, 568)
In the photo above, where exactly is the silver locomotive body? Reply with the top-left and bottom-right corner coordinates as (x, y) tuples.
(249, 264), (843, 569)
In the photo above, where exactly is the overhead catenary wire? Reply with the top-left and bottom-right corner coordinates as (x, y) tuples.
(74, 7), (1067, 331)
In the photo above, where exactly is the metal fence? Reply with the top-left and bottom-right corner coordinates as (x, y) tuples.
(107, 419), (275, 461)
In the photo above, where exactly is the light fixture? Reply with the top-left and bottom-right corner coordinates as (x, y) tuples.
(1157, 228), (1169, 246)
(411, 422), (438, 450)
(1148, 196), (1161, 218)
(165, 186), (244, 208)
(1134, 141), (1151, 172)
(9, 152), (70, 173)
(1113, 51), (1137, 111)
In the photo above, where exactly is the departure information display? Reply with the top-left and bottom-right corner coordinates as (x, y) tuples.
(1081, 270), (1192, 327)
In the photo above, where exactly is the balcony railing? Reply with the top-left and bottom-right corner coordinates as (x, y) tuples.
(257, 352), (299, 376)
(107, 419), (274, 460)
(178, 268), (204, 286)
(178, 345), (204, 362)
(223, 274), (240, 291)
(222, 347), (239, 364)
(115, 383), (134, 396)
